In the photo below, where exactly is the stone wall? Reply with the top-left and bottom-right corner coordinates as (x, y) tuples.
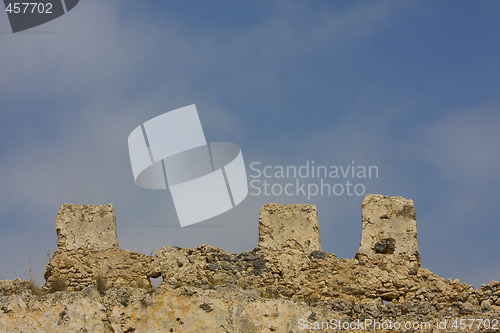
(1, 284), (498, 333)
(1, 195), (499, 332)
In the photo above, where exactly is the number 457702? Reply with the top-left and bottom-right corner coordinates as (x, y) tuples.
(5, 2), (53, 14)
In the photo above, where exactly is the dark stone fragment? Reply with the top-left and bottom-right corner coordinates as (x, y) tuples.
(58, 310), (66, 320)
(207, 263), (219, 271)
(310, 251), (328, 259)
(308, 312), (317, 321)
(373, 238), (396, 254)
(219, 254), (231, 262)
(253, 259), (267, 269)
(200, 303), (213, 313)
(221, 263), (233, 271)
(246, 253), (262, 261)
(331, 300), (346, 312)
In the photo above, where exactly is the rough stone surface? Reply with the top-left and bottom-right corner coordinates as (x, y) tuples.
(44, 248), (151, 292)
(358, 194), (421, 266)
(258, 203), (321, 254)
(0, 278), (29, 295)
(56, 203), (118, 251)
(1, 282), (499, 332)
(1, 195), (499, 332)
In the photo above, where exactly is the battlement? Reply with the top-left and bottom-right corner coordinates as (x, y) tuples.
(56, 195), (419, 264)
(2, 194), (499, 333)
(46, 194), (424, 295)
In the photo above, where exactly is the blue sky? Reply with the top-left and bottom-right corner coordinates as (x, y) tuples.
(0, 1), (499, 287)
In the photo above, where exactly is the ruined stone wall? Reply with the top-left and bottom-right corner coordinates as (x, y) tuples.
(1, 195), (499, 332)
(1, 283), (499, 333)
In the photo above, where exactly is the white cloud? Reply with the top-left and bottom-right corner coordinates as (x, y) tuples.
(419, 106), (500, 183)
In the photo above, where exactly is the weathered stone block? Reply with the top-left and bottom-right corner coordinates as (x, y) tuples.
(0, 278), (29, 295)
(358, 194), (421, 265)
(56, 203), (118, 251)
(44, 248), (151, 291)
(258, 203), (321, 253)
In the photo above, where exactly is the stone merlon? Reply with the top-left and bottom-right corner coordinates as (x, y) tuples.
(358, 194), (421, 266)
(258, 203), (320, 254)
(56, 203), (118, 251)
